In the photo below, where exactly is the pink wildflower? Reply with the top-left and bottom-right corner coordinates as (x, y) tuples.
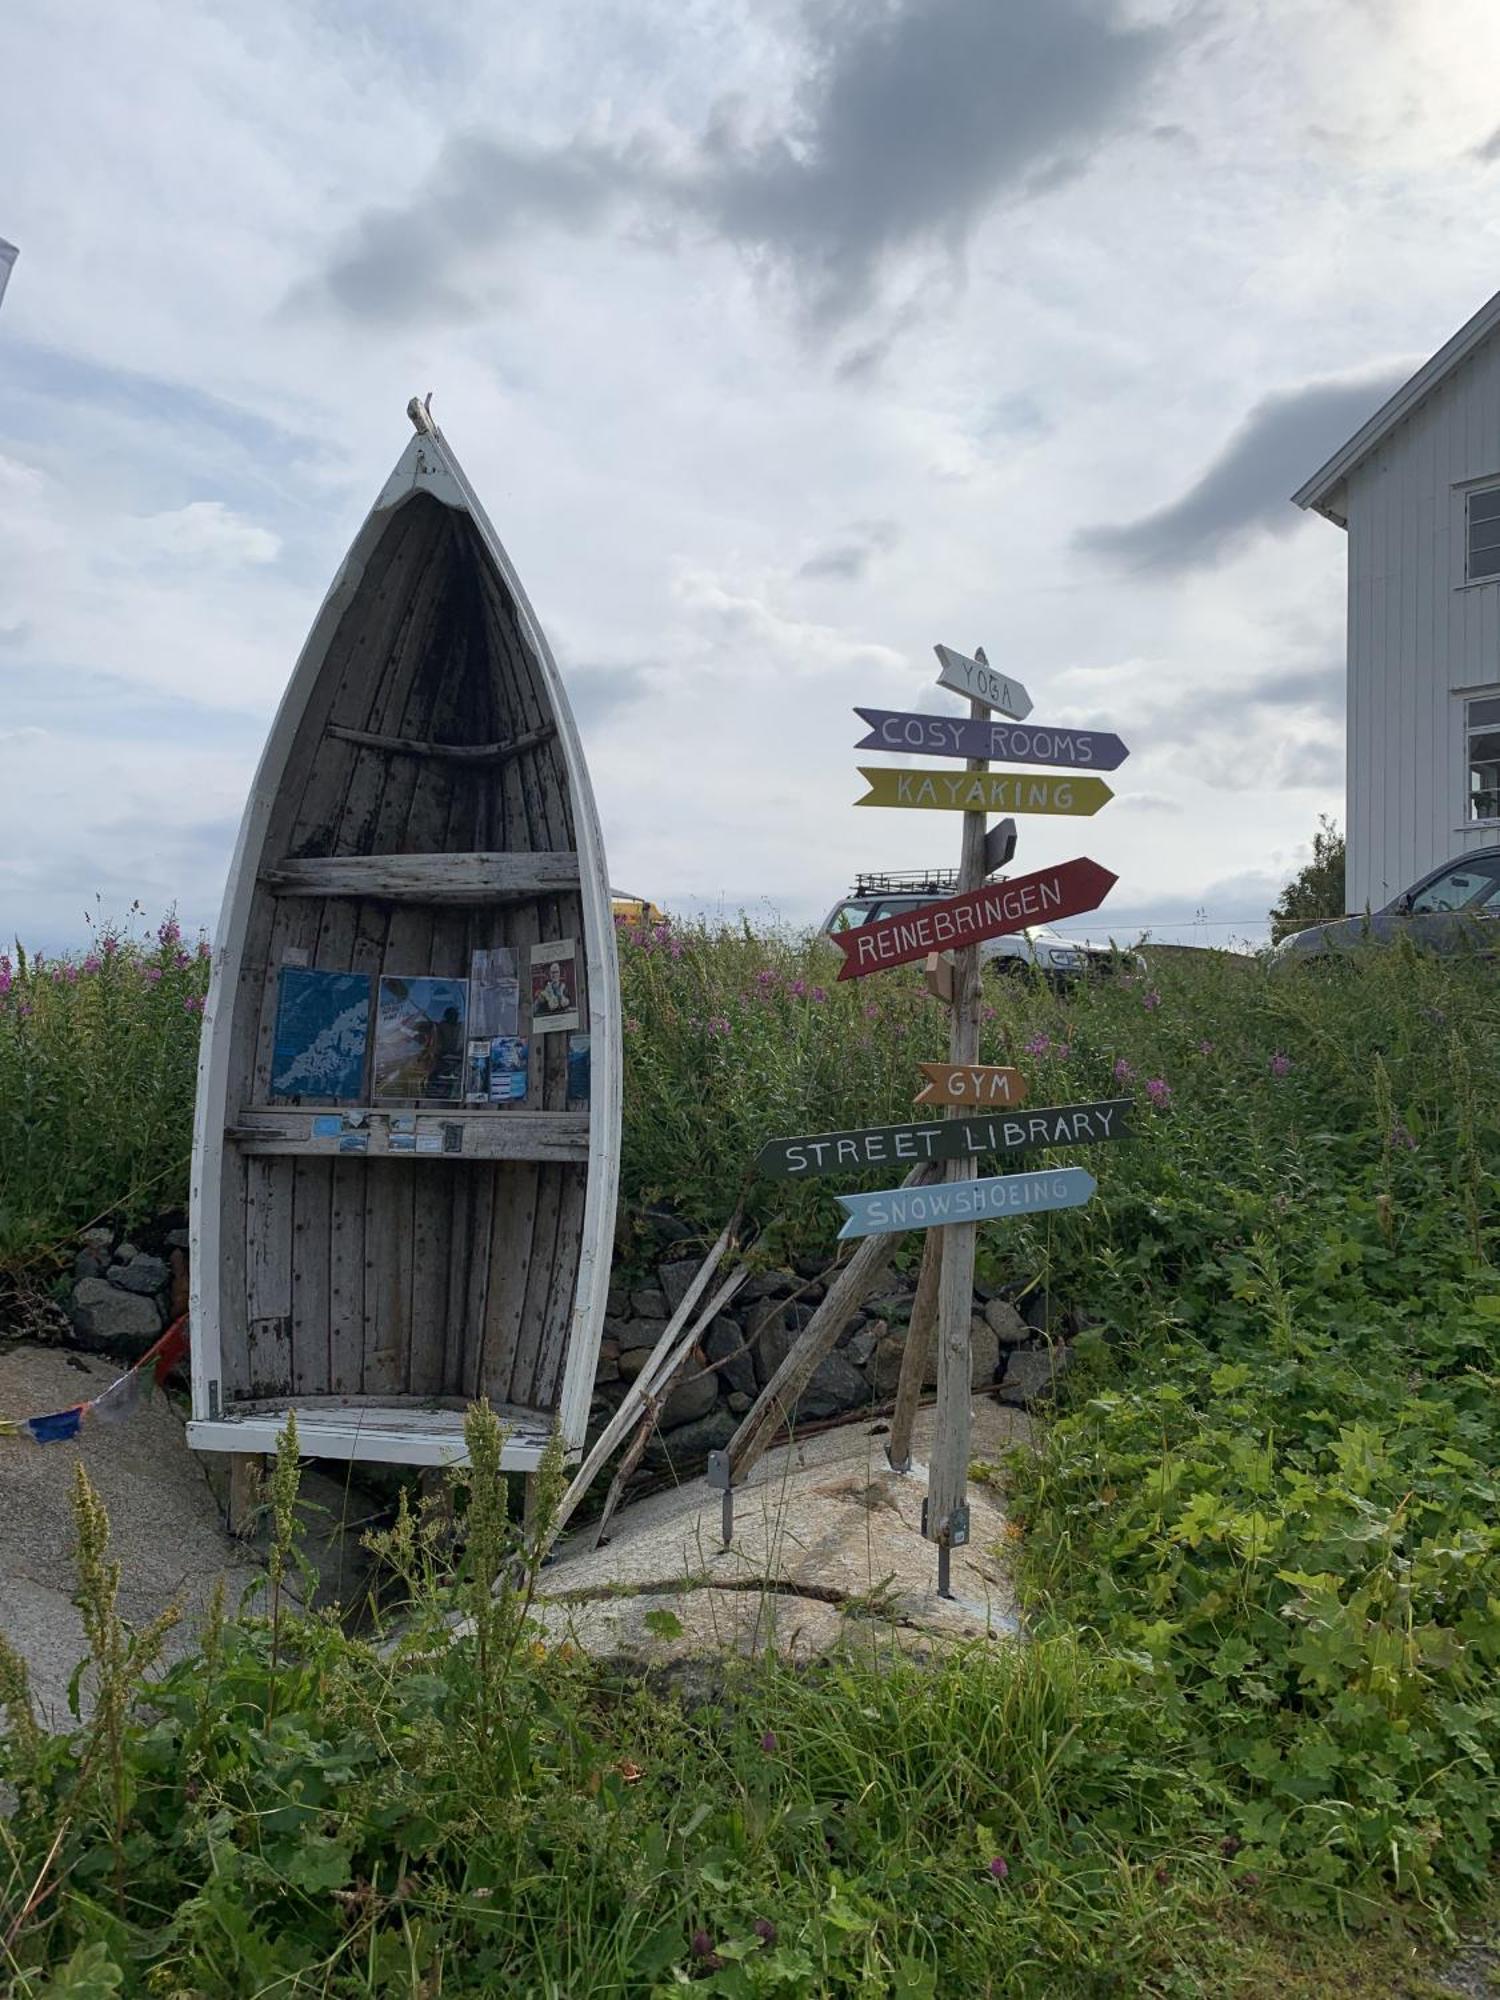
(759, 1730), (778, 1753)
(756, 969), (778, 990)
(1142, 989), (1161, 1011)
(82, 954), (102, 975)
(1145, 1076), (1172, 1106)
(196, 939), (212, 960)
(1113, 1057), (1135, 1083)
(1024, 1033), (1051, 1057)
(1269, 1052), (1292, 1078)
(1055, 1043), (1071, 1060)
(142, 965), (162, 985)
(864, 1003), (879, 1020)
(988, 1856), (1010, 1881)
(184, 995), (204, 1015)
(1198, 1040), (1214, 1056)
(157, 916), (181, 950)
(102, 936), (118, 957)
(810, 985), (827, 1003)
(707, 1015), (730, 1037)
(788, 979), (807, 999)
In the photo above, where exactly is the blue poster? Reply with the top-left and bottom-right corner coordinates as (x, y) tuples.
(270, 969), (371, 1101)
(566, 1033), (591, 1108)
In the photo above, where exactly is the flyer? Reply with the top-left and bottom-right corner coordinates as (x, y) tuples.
(372, 976), (467, 1101)
(488, 1036), (529, 1104)
(529, 938), (580, 1036)
(468, 946), (520, 1039)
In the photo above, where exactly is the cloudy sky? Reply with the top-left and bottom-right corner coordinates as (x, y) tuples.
(4, 0), (1500, 953)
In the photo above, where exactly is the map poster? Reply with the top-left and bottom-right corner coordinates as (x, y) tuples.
(373, 976), (468, 1101)
(468, 946), (519, 1039)
(270, 968), (371, 1101)
(529, 938), (580, 1035)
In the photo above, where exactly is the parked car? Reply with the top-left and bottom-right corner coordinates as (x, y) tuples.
(1273, 848), (1500, 961)
(820, 871), (1144, 981)
(611, 889), (666, 925)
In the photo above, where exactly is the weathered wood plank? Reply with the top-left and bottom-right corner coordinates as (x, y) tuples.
(326, 721), (557, 762)
(245, 1158), (293, 1319)
(261, 850), (583, 900)
(328, 1158), (366, 1395)
(227, 1109), (591, 1159)
(289, 1159), (332, 1395)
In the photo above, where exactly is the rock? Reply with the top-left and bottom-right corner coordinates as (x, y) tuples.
(658, 1258), (704, 1315)
(660, 1355), (719, 1430)
(845, 1322), (883, 1370)
(1021, 1288), (1057, 1336)
(79, 1227), (114, 1250)
(606, 1280), (630, 1318)
(869, 1332), (936, 1399)
(792, 1254), (827, 1280)
(969, 1314), (1000, 1389)
(834, 1310), (868, 1350)
(73, 1247), (111, 1283)
(796, 1351), (867, 1420)
(752, 1307), (794, 1386)
(111, 1254), (170, 1298)
(116, 1242), (141, 1264)
(164, 1227), (191, 1252)
(726, 1390), (751, 1415)
(618, 1348), (655, 1382)
(703, 1315), (755, 1397)
(595, 1339), (623, 1385)
(643, 1406), (736, 1471)
(864, 1289), (914, 1325)
(169, 1248), (189, 1321)
(738, 1270), (796, 1303)
(644, 1205), (696, 1248)
(69, 1278), (163, 1357)
(631, 1287), (670, 1321)
(798, 1282), (827, 1307)
(998, 1344), (1072, 1407)
(984, 1298), (1030, 1346)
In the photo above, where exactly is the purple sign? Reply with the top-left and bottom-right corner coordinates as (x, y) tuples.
(855, 707), (1128, 772)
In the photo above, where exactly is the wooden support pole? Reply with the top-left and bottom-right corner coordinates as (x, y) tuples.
(886, 1225), (942, 1473)
(924, 680), (991, 1587)
(718, 1160), (939, 1491)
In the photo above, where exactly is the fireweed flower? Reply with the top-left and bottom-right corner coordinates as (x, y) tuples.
(988, 1856), (1010, 1881)
(185, 995), (205, 1015)
(82, 954), (102, 975)
(1269, 1052), (1292, 1077)
(810, 986), (827, 1003)
(157, 917), (181, 949)
(707, 1015), (730, 1037)
(1055, 1043), (1071, 1060)
(788, 979), (807, 998)
(1390, 1122), (1417, 1150)
(864, 1003), (879, 1020)
(142, 965), (162, 985)
(759, 1729), (778, 1753)
(196, 938), (212, 960)
(1142, 989), (1161, 1011)
(752, 1919), (778, 1946)
(1145, 1076), (1172, 1106)
(1198, 1039), (1214, 1056)
(1113, 1057), (1135, 1083)
(756, 969), (778, 989)
(1024, 1033), (1051, 1056)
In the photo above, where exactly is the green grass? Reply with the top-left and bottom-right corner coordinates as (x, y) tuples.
(1, 914), (1497, 1990)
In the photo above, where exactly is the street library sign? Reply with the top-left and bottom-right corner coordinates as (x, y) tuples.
(755, 1097), (1130, 1179)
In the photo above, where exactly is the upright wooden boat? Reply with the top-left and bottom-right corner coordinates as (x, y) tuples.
(188, 402), (620, 1470)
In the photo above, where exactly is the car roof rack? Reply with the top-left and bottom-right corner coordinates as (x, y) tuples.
(852, 869), (961, 896)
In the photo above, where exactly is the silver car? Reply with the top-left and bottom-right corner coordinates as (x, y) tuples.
(1273, 849), (1500, 961)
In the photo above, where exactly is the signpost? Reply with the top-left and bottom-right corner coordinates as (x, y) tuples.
(755, 1099), (1130, 1178)
(855, 707), (1128, 772)
(836, 1168), (1096, 1241)
(915, 1062), (1026, 1107)
(829, 858), (1117, 979)
(933, 644), (1031, 718)
(856, 768), (1112, 816)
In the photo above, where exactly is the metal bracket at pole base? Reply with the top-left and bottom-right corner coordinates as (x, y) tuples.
(885, 1444), (911, 1475)
(706, 1450), (734, 1547)
(920, 1498), (971, 1547)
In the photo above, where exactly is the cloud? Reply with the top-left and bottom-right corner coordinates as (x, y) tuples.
(126, 500), (281, 567)
(304, 0), (1176, 328)
(562, 663), (654, 728)
(797, 517), (900, 580)
(1475, 124), (1500, 162)
(1077, 369), (1410, 573)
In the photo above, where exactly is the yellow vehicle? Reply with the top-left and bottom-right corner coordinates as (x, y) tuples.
(611, 889), (666, 925)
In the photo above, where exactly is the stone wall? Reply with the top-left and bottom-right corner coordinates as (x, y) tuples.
(63, 1214), (1078, 1463)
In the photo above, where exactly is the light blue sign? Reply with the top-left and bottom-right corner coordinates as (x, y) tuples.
(835, 1167), (1096, 1240)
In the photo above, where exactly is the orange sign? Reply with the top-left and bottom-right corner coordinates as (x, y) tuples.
(914, 1062), (1027, 1108)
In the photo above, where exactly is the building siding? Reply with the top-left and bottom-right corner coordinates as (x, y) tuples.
(1343, 338), (1500, 911)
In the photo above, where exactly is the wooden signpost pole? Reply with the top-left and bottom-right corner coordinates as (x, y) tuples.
(925, 672), (990, 1595)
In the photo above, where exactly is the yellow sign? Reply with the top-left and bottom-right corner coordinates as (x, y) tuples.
(856, 768), (1112, 816)
(914, 1062), (1027, 1107)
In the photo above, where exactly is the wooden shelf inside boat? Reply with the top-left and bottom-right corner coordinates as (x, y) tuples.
(187, 1399), (557, 1469)
(227, 1107), (590, 1160)
(260, 850), (581, 902)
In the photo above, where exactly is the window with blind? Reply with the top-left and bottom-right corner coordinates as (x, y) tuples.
(1466, 487), (1500, 580)
(1468, 695), (1500, 822)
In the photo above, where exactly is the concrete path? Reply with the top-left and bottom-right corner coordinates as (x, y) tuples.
(535, 1398), (1031, 1663)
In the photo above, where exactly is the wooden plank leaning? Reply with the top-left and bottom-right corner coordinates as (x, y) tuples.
(884, 1224), (942, 1474)
(707, 1159), (940, 1544)
(587, 1264), (750, 1550)
(543, 1210), (742, 1552)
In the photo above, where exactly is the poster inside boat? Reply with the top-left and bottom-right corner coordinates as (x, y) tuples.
(187, 401), (622, 1475)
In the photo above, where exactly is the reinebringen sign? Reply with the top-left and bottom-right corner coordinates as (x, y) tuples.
(829, 857), (1116, 980)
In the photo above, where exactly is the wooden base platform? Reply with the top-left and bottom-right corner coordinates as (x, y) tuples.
(187, 1398), (556, 1469)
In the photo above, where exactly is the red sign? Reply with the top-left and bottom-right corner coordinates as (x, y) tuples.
(831, 858), (1117, 981)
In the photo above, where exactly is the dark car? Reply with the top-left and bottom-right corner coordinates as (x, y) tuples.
(1273, 847), (1500, 961)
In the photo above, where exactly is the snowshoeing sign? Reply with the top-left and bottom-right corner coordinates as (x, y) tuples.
(835, 1167), (1096, 1240)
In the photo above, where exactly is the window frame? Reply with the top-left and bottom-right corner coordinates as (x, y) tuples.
(1465, 692), (1500, 826)
(1466, 484), (1500, 584)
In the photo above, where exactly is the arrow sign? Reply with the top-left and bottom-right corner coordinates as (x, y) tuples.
(934, 645), (1031, 720)
(857, 768), (1112, 816)
(923, 952), (954, 1005)
(831, 857), (1116, 980)
(756, 1098), (1130, 1179)
(915, 1062), (1026, 1108)
(854, 708), (1129, 772)
(836, 1167), (1096, 1240)
(984, 817), (1017, 876)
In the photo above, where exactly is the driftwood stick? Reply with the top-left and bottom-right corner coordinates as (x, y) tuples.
(886, 1227), (943, 1472)
(589, 1263), (750, 1549)
(547, 1213), (741, 1545)
(722, 1161), (940, 1486)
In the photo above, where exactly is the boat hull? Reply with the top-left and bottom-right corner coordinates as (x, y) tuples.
(187, 422), (620, 1470)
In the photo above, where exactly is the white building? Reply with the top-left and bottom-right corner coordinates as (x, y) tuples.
(1295, 290), (1500, 913)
